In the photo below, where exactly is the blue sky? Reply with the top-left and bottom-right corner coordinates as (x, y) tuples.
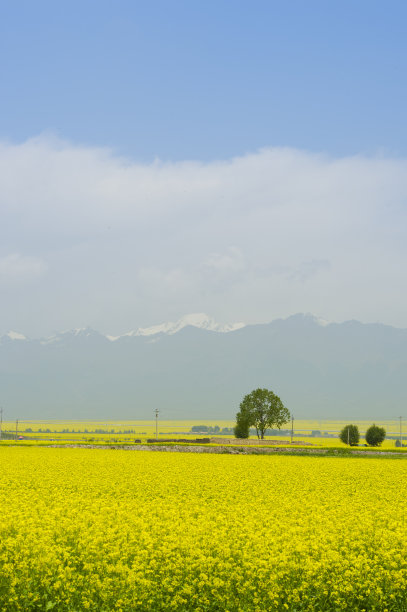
(1, 1), (407, 336)
(1, 1), (406, 160)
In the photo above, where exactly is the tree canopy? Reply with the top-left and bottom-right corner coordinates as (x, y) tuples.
(339, 424), (360, 446)
(236, 388), (290, 439)
(365, 424), (386, 446)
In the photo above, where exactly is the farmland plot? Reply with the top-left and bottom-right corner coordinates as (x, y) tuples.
(0, 447), (407, 611)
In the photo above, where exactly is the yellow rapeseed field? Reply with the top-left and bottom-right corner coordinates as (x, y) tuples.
(1, 447), (407, 611)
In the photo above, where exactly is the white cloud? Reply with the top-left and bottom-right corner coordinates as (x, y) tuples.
(289, 259), (331, 282)
(0, 253), (47, 285)
(1, 134), (407, 334)
(137, 266), (188, 292)
(204, 247), (246, 274)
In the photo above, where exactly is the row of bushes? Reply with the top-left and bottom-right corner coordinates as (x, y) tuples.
(340, 424), (386, 446)
(190, 426), (232, 434)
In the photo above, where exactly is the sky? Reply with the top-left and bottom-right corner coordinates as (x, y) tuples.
(1, 1), (407, 336)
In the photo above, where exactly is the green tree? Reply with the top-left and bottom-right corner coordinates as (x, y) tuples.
(339, 424), (360, 446)
(236, 388), (290, 439)
(365, 424), (386, 447)
(234, 416), (250, 439)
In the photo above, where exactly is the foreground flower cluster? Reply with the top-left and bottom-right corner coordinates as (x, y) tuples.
(1, 448), (407, 611)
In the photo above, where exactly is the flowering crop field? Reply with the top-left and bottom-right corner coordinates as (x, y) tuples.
(1, 448), (407, 611)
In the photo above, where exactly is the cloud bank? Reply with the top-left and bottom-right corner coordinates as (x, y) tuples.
(1, 135), (407, 335)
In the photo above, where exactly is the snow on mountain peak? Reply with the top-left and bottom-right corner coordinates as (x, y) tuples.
(40, 327), (99, 345)
(5, 331), (27, 341)
(137, 313), (246, 336)
(106, 313), (246, 341)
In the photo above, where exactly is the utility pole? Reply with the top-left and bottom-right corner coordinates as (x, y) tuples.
(399, 416), (403, 448)
(154, 408), (159, 441)
(0, 407), (3, 441)
(291, 415), (294, 444)
(15, 419), (18, 441)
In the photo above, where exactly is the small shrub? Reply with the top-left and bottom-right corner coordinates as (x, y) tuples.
(234, 419), (250, 439)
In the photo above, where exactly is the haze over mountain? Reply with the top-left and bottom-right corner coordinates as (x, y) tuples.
(1, 313), (406, 421)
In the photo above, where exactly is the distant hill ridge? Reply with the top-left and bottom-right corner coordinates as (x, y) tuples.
(1, 313), (406, 420)
(1, 312), (247, 344)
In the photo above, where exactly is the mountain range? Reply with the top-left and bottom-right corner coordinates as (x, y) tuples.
(1, 313), (406, 420)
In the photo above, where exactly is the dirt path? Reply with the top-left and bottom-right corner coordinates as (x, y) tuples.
(44, 443), (406, 457)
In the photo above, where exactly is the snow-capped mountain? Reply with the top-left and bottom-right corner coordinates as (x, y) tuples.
(2, 313), (407, 420)
(1, 314), (246, 345)
(40, 328), (104, 345)
(6, 331), (27, 340)
(106, 313), (246, 341)
(0, 330), (28, 343)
